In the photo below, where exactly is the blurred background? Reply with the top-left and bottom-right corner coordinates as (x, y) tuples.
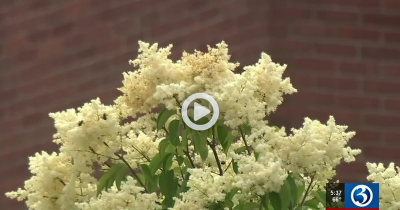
(1, 0), (399, 209)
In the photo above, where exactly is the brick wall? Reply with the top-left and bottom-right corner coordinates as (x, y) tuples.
(1, 0), (399, 209)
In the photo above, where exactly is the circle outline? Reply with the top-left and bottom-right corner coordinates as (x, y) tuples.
(350, 185), (373, 207)
(181, 93), (219, 131)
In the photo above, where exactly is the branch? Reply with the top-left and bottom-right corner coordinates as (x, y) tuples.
(239, 126), (251, 155)
(114, 153), (148, 193)
(183, 150), (195, 168)
(209, 128), (223, 176)
(300, 175), (315, 206)
(223, 160), (233, 173)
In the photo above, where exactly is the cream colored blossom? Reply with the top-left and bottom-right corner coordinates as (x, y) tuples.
(5, 41), (379, 210)
(367, 162), (400, 209)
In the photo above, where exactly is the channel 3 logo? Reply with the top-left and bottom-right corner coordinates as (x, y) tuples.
(345, 183), (379, 208)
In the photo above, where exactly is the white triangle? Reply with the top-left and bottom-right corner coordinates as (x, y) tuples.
(194, 102), (210, 121)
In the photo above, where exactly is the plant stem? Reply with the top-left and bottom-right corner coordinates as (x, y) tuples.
(183, 150), (195, 168)
(239, 126), (251, 155)
(209, 128), (224, 176)
(300, 175), (315, 206)
(224, 160), (233, 173)
(114, 153), (148, 193)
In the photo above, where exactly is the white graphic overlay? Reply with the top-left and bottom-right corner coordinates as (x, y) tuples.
(351, 185), (373, 207)
(182, 93), (219, 131)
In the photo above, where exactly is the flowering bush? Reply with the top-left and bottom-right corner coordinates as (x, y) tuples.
(5, 41), (400, 210)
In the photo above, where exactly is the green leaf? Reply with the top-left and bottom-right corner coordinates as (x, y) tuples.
(105, 176), (115, 191)
(225, 188), (239, 201)
(140, 164), (153, 181)
(157, 108), (176, 131)
(240, 123), (252, 135)
(149, 153), (163, 175)
(279, 180), (291, 210)
(311, 190), (326, 207)
(222, 132), (234, 154)
(287, 174), (299, 206)
(297, 177), (306, 201)
(159, 170), (178, 207)
(234, 146), (247, 154)
(97, 163), (124, 196)
(158, 138), (170, 156)
(147, 175), (159, 193)
(303, 198), (320, 209)
(199, 130), (209, 161)
(176, 146), (184, 156)
(176, 155), (184, 166)
(261, 194), (269, 210)
(217, 124), (228, 146)
(165, 143), (176, 154)
(181, 129), (189, 150)
(162, 153), (174, 171)
(115, 164), (129, 191)
(269, 192), (282, 210)
(178, 172), (191, 194)
(233, 201), (258, 210)
(193, 130), (208, 161)
(168, 120), (181, 146)
(137, 174), (146, 186)
(232, 160), (239, 174)
(183, 157), (193, 168)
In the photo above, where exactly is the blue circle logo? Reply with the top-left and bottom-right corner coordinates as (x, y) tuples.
(350, 185), (373, 207)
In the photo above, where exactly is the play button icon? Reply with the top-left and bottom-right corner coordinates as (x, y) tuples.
(182, 93), (219, 131)
(194, 102), (210, 121)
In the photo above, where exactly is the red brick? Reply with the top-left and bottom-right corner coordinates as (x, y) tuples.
(285, 89), (336, 106)
(236, 12), (269, 27)
(336, 162), (368, 174)
(283, 72), (315, 88)
(315, 43), (358, 57)
(364, 80), (400, 94)
(385, 32), (400, 43)
(363, 14), (400, 26)
(292, 0), (380, 9)
(293, 22), (332, 36)
(319, 109), (360, 127)
(52, 22), (75, 37)
(365, 114), (400, 127)
(362, 47), (400, 61)
(317, 77), (359, 90)
(384, 98), (400, 111)
(336, 27), (380, 41)
(339, 62), (370, 75)
(384, 0), (400, 10)
(266, 22), (288, 36)
(363, 147), (400, 159)
(291, 58), (336, 72)
(351, 130), (382, 146)
(30, 0), (52, 10)
(224, 23), (269, 45)
(384, 131), (400, 146)
(269, 38), (314, 52)
(337, 95), (379, 109)
(274, 6), (313, 19)
(316, 10), (359, 23)
(382, 65), (400, 77)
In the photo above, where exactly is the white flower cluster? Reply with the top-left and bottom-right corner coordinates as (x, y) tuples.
(5, 152), (79, 210)
(275, 116), (360, 184)
(6, 41), (388, 210)
(172, 168), (235, 210)
(116, 41), (296, 128)
(76, 177), (160, 210)
(367, 162), (400, 210)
